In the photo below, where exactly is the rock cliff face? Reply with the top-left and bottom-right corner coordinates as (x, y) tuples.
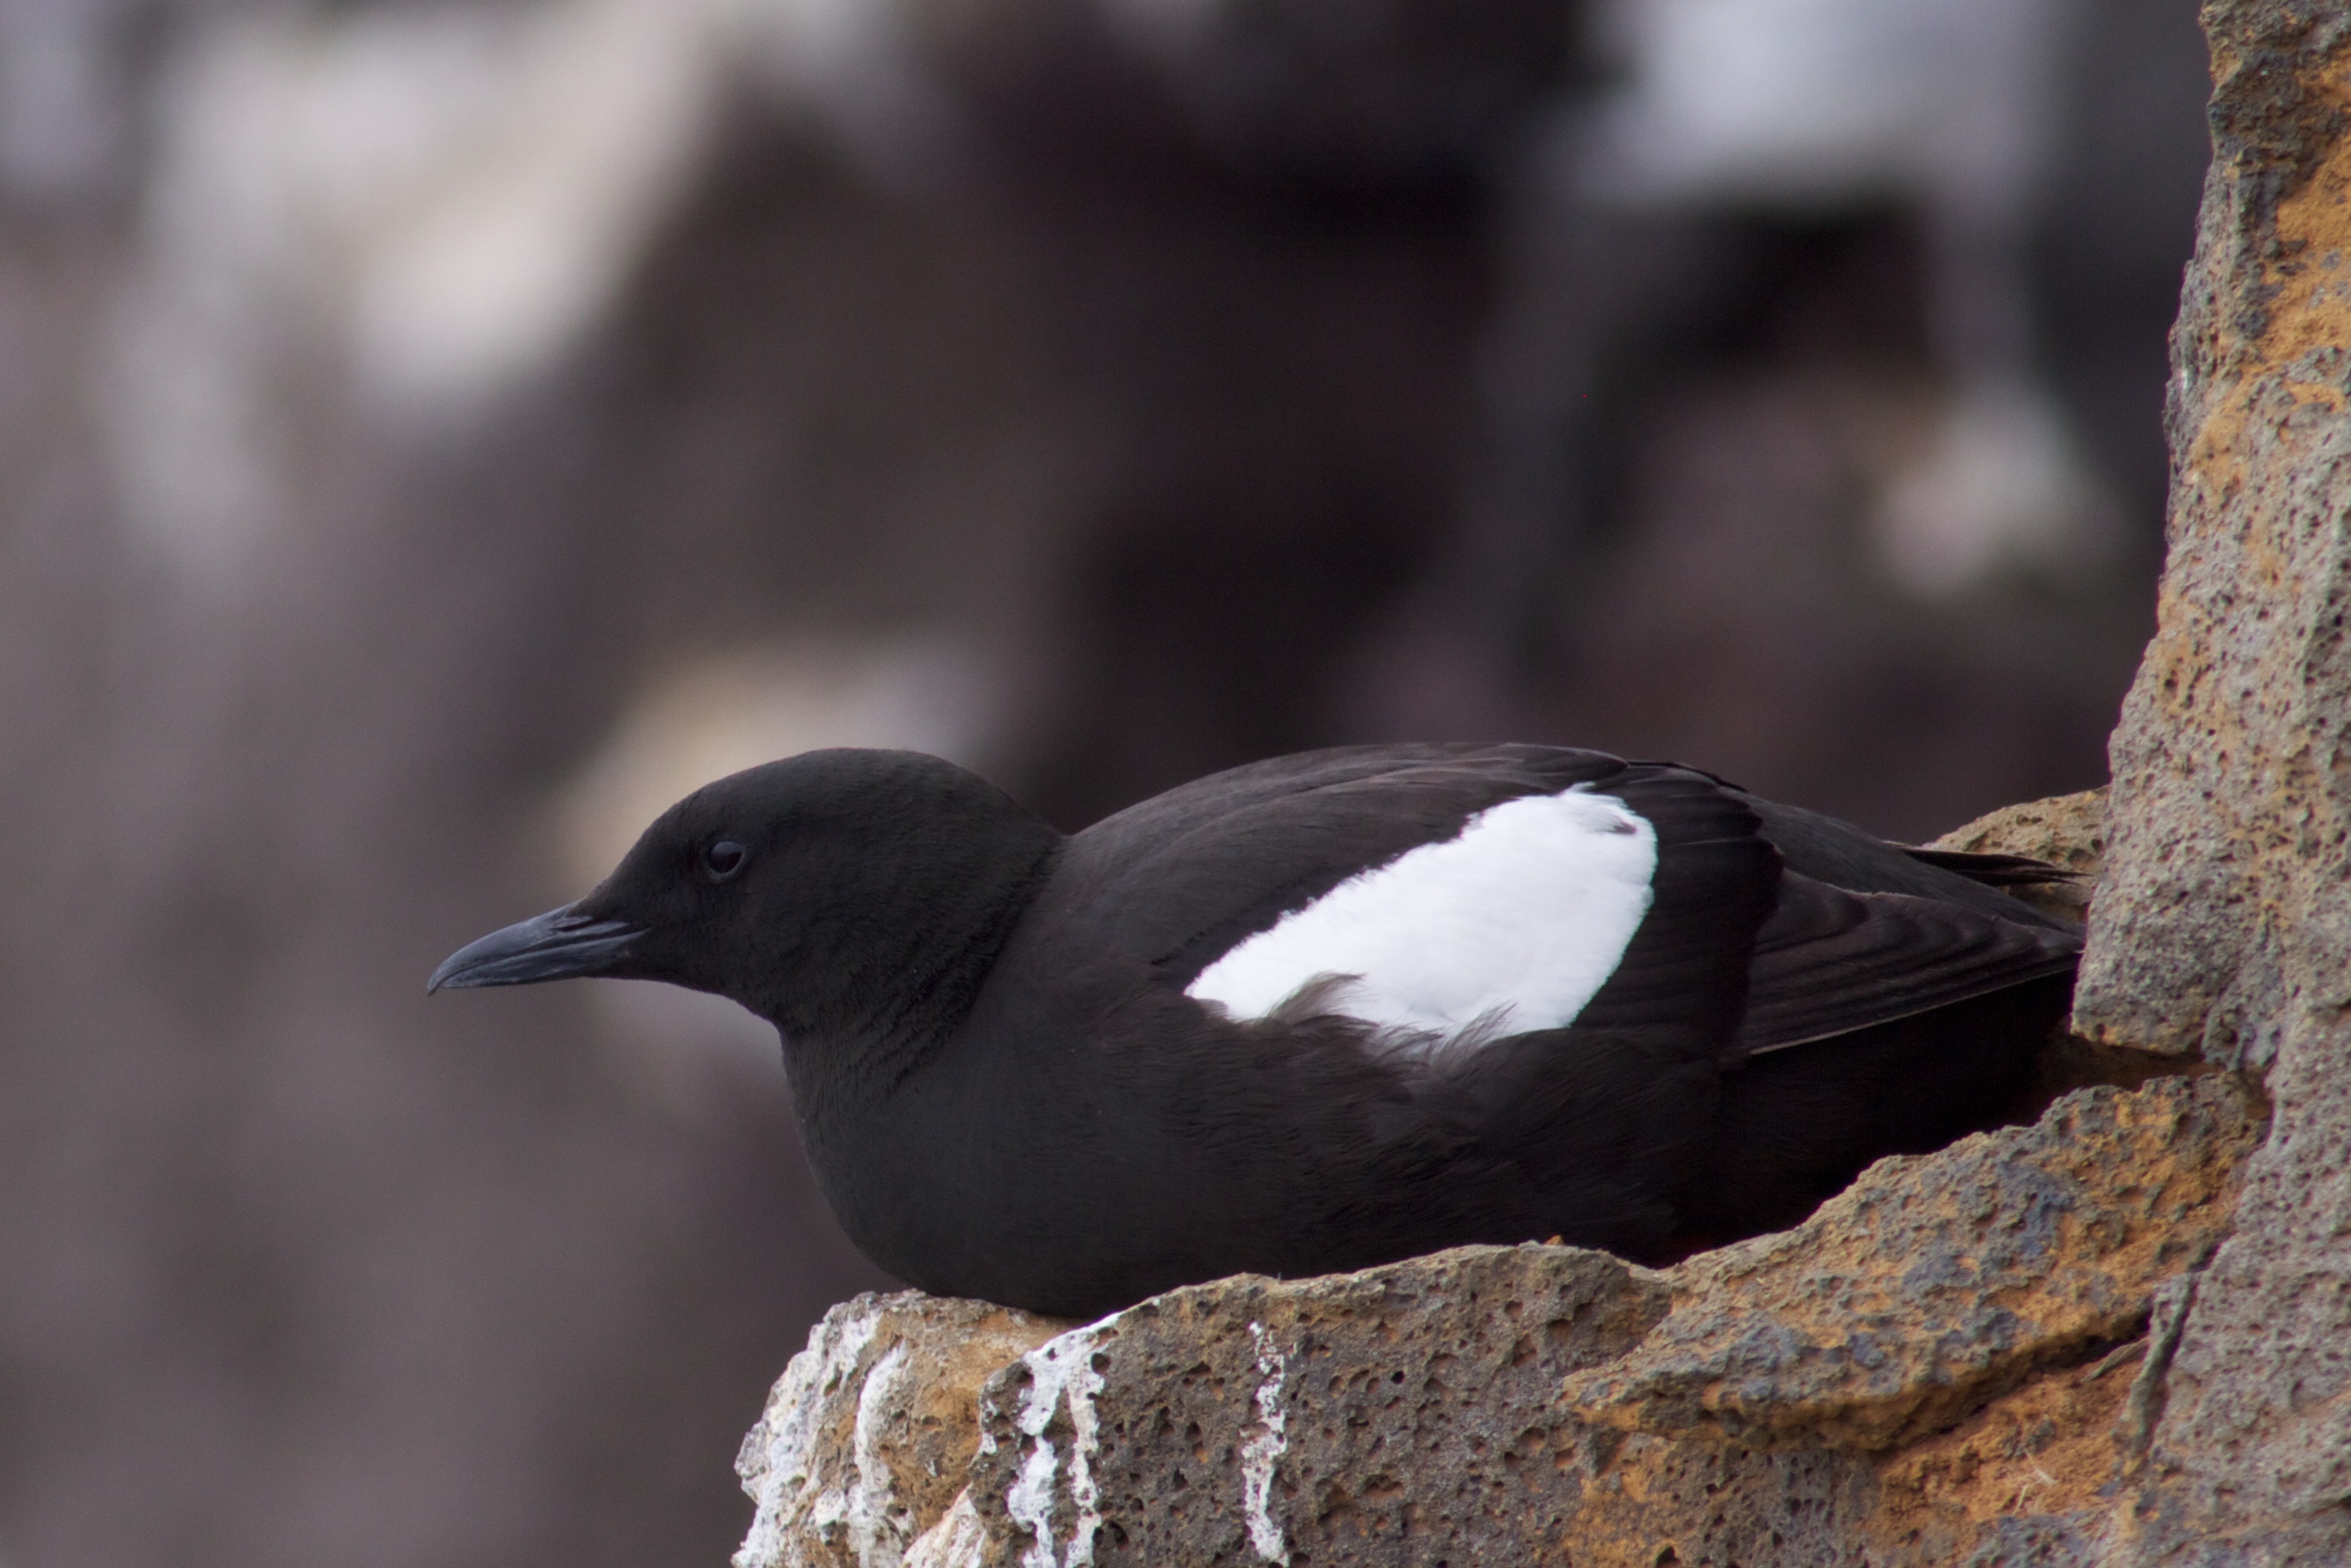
(733, 5), (2351, 1561)
(2069, 3), (2351, 1560)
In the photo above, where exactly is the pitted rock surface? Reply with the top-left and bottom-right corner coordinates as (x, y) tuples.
(1562, 1078), (2260, 1452)
(964, 1244), (1669, 1566)
(738, 1076), (2256, 1568)
(735, 1292), (1066, 1568)
(2067, 5), (2351, 1561)
(2076, 1), (2351, 1067)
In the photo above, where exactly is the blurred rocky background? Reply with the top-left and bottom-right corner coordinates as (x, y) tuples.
(0, 2), (2209, 1565)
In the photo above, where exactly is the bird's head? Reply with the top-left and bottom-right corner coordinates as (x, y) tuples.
(429, 748), (1061, 1039)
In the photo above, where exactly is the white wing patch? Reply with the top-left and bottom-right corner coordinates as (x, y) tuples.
(1185, 787), (1659, 1043)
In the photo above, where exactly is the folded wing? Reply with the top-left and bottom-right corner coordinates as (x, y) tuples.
(1734, 873), (2080, 1055)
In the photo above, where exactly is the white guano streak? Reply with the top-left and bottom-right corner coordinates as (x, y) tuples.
(1187, 787), (1659, 1039)
(1004, 1322), (1112, 1568)
(733, 1299), (884, 1568)
(847, 1340), (913, 1565)
(902, 1491), (988, 1568)
(1240, 1322), (1291, 1565)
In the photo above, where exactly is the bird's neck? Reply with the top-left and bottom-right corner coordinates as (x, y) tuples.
(763, 826), (1064, 1108)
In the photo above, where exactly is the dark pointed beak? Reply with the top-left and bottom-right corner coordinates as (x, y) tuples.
(428, 906), (644, 993)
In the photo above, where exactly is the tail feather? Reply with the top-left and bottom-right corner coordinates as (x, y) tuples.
(1901, 846), (2081, 888)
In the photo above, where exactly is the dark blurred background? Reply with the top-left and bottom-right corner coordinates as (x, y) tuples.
(0, 1), (2208, 1564)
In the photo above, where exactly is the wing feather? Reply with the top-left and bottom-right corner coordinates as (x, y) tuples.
(1735, 873), (2081, 1054)
(1059, 745), (1630, 983)
(1048, 744), (2081, 1065)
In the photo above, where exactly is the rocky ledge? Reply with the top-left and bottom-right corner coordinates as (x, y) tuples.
(738, 1072), (2255, 1568)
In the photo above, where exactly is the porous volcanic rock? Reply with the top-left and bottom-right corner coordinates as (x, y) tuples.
(736, 1076), (2258, 1568)
(736, 1294), (1067, 1568)
(965, 1244), (1671, 1566)
(1560, 1079), (2255, 1454)
(2068, 4), (2351, 1559)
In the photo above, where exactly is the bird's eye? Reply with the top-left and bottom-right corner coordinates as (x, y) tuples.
(701, 840), (747, 882)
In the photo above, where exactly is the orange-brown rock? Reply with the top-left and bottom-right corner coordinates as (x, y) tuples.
(1561, 1078), (2257, 1453)
(1930, 786), (2107, 924)
(2058, 3), (2351, 1559)
(735, 1294), (1066, 1568)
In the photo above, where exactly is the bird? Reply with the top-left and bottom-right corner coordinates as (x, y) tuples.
(430, 744), (2080, 1318)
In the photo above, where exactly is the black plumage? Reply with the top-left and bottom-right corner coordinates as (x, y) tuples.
(430, 744), (2078, 1317)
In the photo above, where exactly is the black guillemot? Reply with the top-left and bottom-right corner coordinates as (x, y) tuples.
(430, 745), (2079, 1317)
